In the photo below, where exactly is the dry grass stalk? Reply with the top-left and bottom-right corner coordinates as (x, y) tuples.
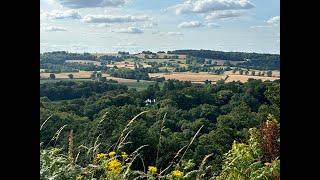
(196, 153), (214, 180)
(68, 129), (74, 164)
(40, 115), (52, 131)
(45, 124), (67, 148)
(114, 111), (148, 151)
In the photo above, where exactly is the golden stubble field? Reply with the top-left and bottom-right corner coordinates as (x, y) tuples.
(149, 70), (280, 83)
(41, 70), (280, 84)
(40, 71), (138, 83)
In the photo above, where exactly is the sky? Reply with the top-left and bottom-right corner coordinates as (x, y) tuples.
(40, 0), (280, 54)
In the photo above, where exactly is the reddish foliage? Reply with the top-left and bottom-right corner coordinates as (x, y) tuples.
(260, 118), (280, 162)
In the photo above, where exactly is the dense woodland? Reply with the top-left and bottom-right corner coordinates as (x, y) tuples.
(40, 79), (280, 179)
(170, 50), (280, 70)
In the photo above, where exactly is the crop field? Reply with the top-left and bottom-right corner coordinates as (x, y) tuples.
(106, 61), (151, 69)
(40, 71), (93, 79)
(144, 58), (186, 64)
(149, 72), (225, 82)
(149, 71), (279, 83)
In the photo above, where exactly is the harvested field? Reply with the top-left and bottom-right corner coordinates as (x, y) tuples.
(224, 70), (280, 77)
(40, 71), (142, 83)
(226, 75), (279, 83)
(40, 71), (92, 79)
(149, 72), (225, 82)
(149, 72), (279, 83)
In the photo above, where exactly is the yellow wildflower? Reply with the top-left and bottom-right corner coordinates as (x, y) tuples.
(106, 159), (122, 174)
(148, 166), (157, 174)
(108, 151), (116, 157)
(171, 170), (183, 178)
(121, 152), (128, 159)
(96, 153), (107, 160)
(75, 175), (83, 180)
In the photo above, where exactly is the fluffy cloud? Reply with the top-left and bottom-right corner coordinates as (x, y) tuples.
(167, 32), (184, 36)
(82, 15), (151, 23)
(95, 23), (110, 27)
(207, 22), (220, 27)
(178, 21), (202, 28)
(266, 16), (280, 25)
(43, 25), (67, 32)
(170, 0), (254, 14)
(142, 22), (158, 28)
(250, 16), (280, 30)
(54, 0), (126, 9)
(205, 10), (245, 20)
(115, 27), (144, 34)
(41, 9), (81, 19)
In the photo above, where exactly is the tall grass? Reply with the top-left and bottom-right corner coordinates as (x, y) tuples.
(40, 111), (214, 179)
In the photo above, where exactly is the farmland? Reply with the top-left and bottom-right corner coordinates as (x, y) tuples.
(149, 70), (279, 83)
(40, 50), (280, 86)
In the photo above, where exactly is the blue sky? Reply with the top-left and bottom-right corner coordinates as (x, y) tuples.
(40, 0), (280, 54)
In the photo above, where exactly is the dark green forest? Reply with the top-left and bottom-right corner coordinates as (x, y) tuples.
(40, 79), (280, 177)
(169, 50), (280, 70)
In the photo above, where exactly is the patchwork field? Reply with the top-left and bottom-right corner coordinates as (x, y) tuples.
(149, 72), (225, 82)
(106, 61), (151, 69)
(149, 71), (279, 83)
(41, 70), (280, 86)
(40, 71), (146, 83)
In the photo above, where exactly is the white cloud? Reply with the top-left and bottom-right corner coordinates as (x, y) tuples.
(250, 16), (280, 30)
(82, 14), (151, 23)
(115, 27), (144, 34)
(54, 0), (126, 9)
(207, 22), (220, 27)
(142, 22), (158, 28)
(41, 9), (81, 20)
(178, 21), (202, 28)
(167, 32), (184, 36)
(95, 23), (111, 28)
(205, 10), (245, 20)
(250, 25), (269, 29)
(266, 16), (280, 25)
(43, 25), (67, 32)
(170, 0), (254, 14)
(112, 42), (139, 48)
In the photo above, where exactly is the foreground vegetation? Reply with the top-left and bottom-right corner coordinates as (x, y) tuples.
(40, 78), (280, 179)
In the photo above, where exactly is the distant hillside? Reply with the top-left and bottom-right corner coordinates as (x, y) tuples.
(167, 49), (280, 61)
(168, 49), (280, 70)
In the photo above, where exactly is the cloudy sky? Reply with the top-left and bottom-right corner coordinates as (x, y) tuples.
(40, 0), (280, 54)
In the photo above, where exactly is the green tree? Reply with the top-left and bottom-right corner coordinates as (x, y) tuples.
(91, 73), (96, 80)
(239, 69), (244, 75)
(68, 74), (73, 79)
(49, 73), (56, 80)
(232, 69), (237, 74)
(267, 70), (272, 77)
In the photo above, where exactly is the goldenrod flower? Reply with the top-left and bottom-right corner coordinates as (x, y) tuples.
(96, 153), (107, 160)
(106, 159), (122, 174)
(171, 170), (183, 178)
(148, 166), (157, 174)
(121, 152), (128, 159)
(108, 151), (116, 157)
(76, 175), (83, 180)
